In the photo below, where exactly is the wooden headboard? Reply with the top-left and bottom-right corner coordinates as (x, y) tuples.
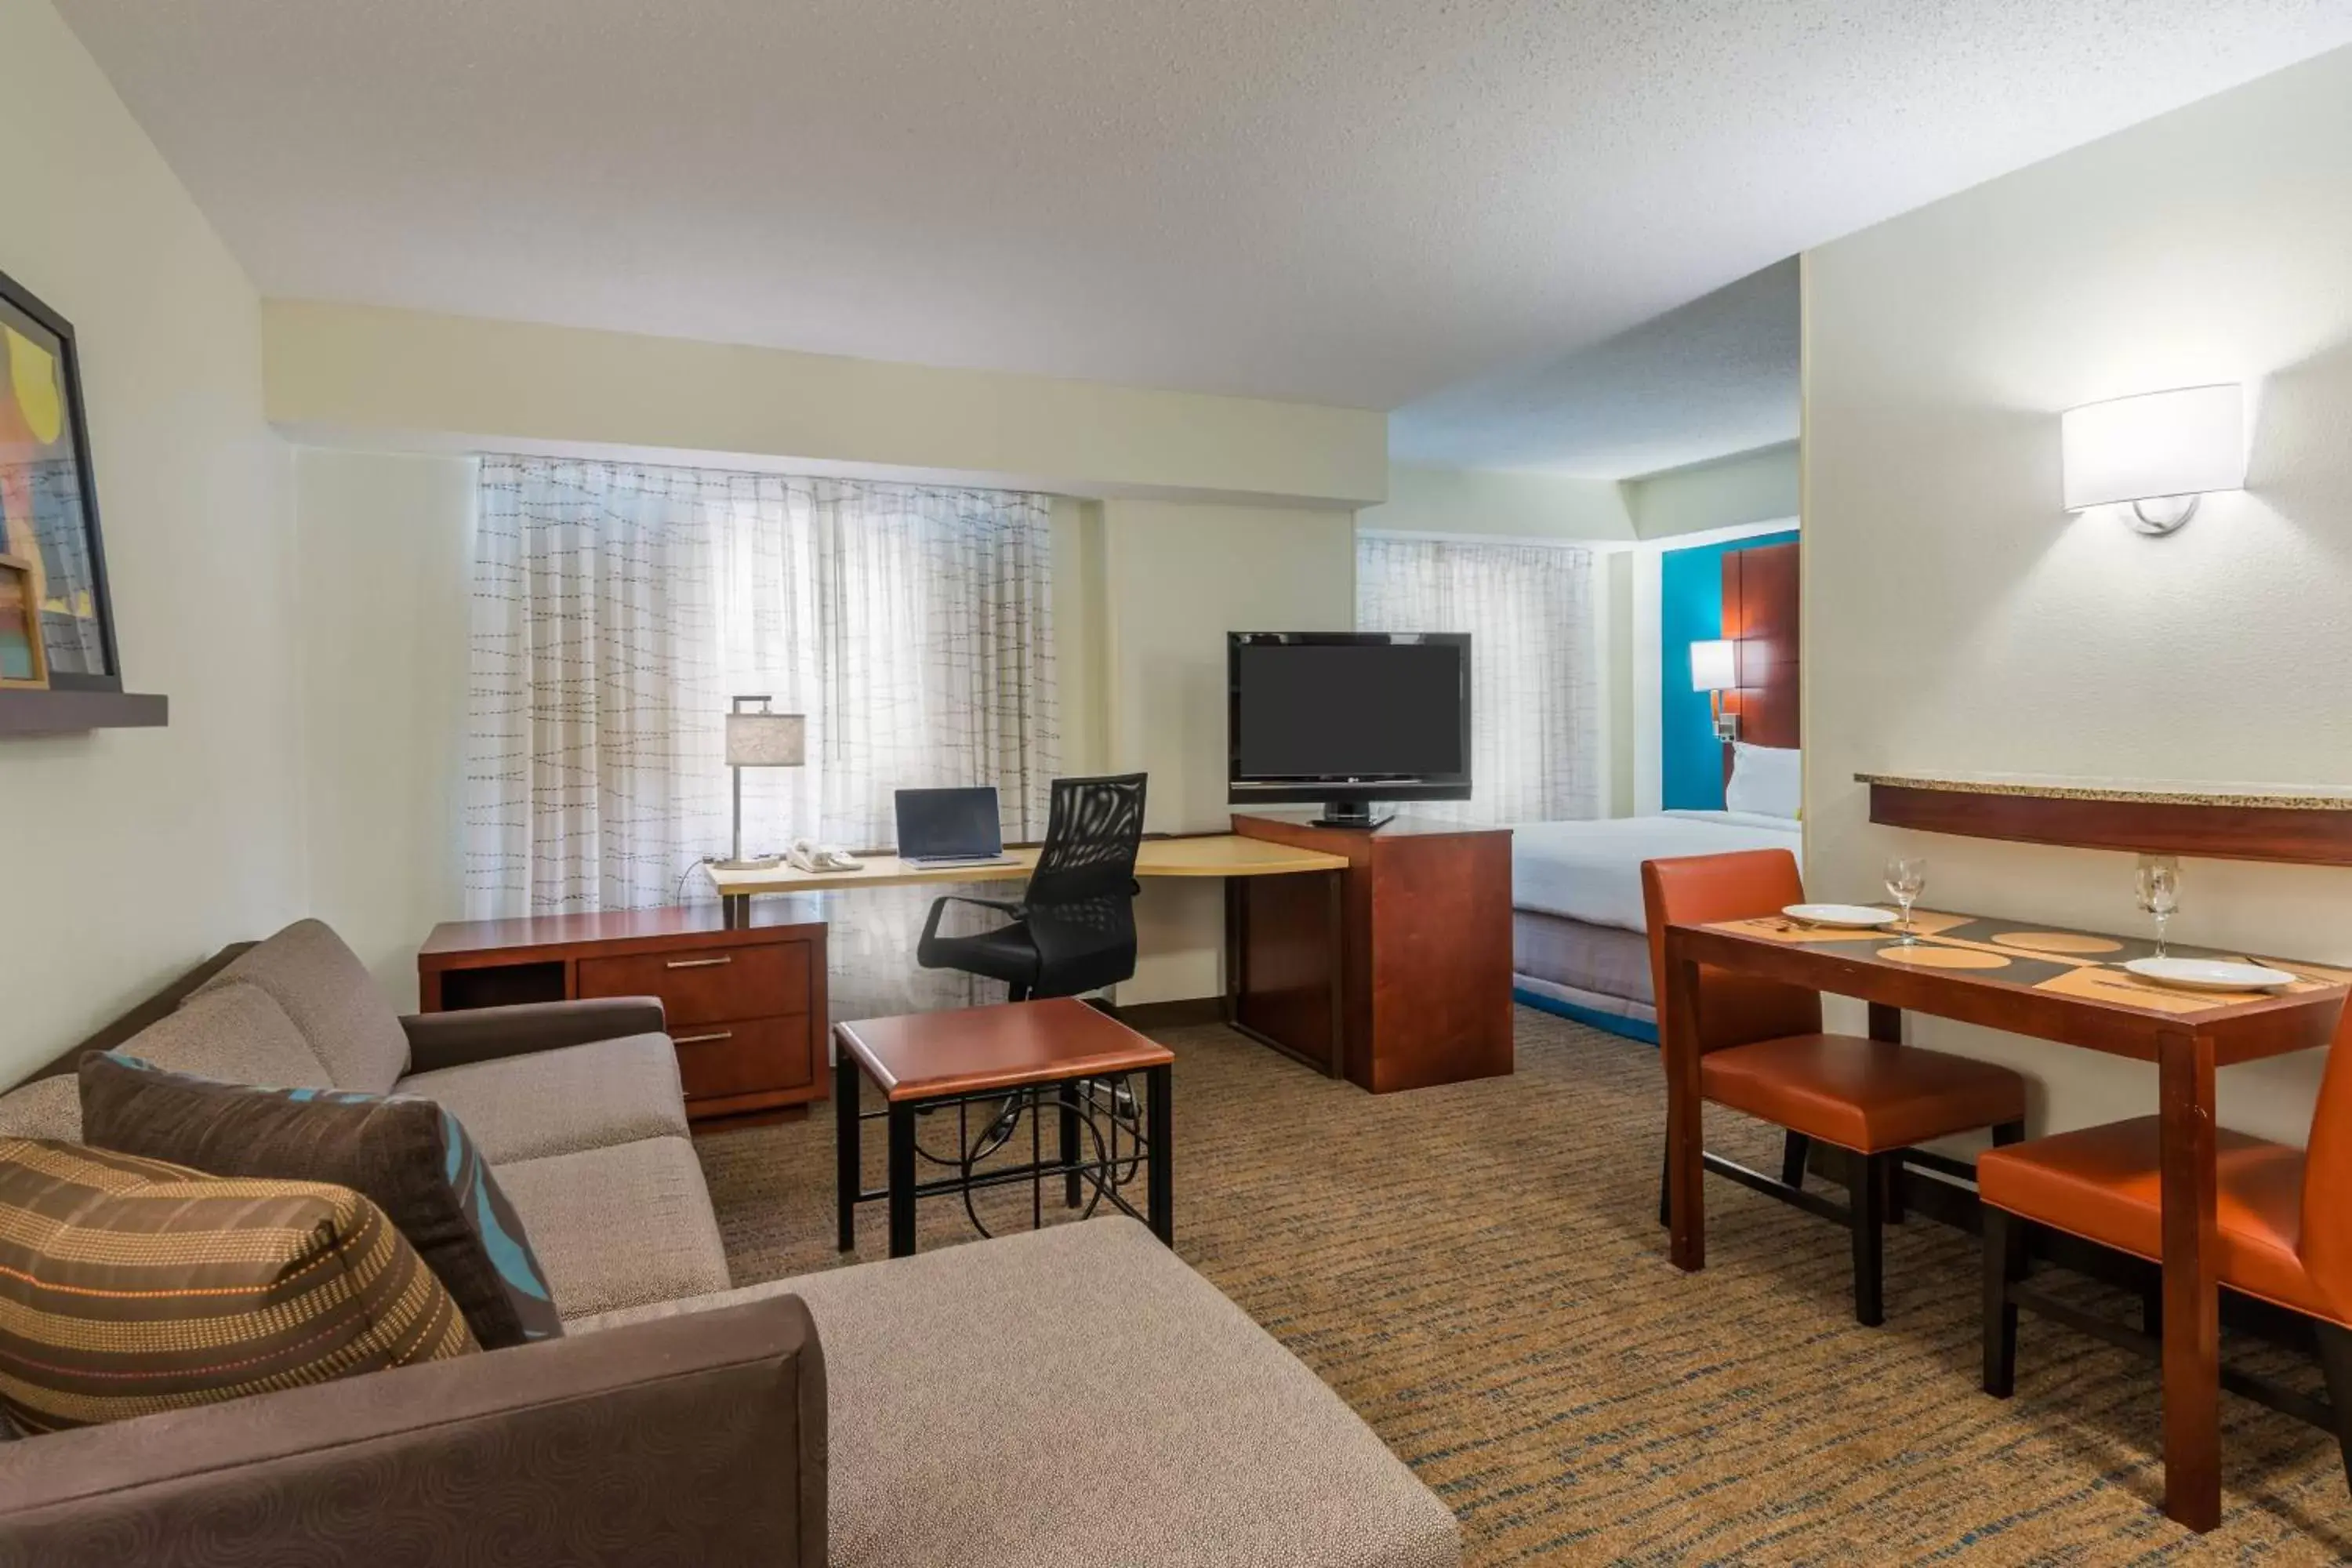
(1720, 540), (1798, 781)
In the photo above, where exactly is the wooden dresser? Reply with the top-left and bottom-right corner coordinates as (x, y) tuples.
(1230, 813), (1514, 1093)
(417, 902), (829, 1127)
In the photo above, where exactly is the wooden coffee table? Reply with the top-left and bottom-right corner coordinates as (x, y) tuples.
(833, 999), (1175, 1258)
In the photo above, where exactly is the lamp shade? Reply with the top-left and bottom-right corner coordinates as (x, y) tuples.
(726, 709), (806, 768)
(1689, 639), (1737, 694)
(2061, 384), (2246, 512)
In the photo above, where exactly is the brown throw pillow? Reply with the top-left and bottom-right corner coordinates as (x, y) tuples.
(78, 1052), (564, 1349)
(0, 1138), (476, 1434)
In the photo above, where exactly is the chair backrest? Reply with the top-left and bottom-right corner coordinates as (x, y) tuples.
(1639, 849), (1824, 1058)
(1024, 774), (1149, 909)
(2298, 1000), (2352, 1320)
(1019, 774), (1149, 998)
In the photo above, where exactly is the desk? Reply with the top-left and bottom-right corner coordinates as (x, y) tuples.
(1661, 909), (2349, 1532)
(707, 833), (1354, 1076)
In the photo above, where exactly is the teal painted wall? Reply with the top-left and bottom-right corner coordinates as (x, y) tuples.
(1659, 529), (1798, 811)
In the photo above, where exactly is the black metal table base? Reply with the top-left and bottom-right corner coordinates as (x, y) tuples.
(837, 1054), (1173, 1258)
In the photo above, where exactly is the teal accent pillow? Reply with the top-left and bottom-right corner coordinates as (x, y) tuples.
(77, 1051), (563, 1348)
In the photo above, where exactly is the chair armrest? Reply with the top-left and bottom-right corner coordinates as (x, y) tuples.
(0, 1296), (826, 1568)
(400, 997), (669, 1073)
(938, 894), (1025, 918)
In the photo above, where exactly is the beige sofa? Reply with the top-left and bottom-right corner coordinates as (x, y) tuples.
(0, 920), (1459, 1568)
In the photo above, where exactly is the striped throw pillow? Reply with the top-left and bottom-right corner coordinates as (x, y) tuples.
(0, 1138), (477, 1434)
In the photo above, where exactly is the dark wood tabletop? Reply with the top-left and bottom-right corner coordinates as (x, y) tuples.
(1674, 909), (2348, 1064)
(833, 998), (1175, 1102)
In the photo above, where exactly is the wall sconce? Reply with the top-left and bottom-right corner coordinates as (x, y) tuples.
(2060, 383), (2246, 535)
(1690, 639), (1739, 743)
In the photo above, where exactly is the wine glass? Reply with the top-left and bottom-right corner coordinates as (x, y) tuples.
(2136, 855), (2182, 957)
(1883, 856), (1927, 945)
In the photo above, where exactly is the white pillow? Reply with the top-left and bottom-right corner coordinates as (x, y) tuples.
(1725, 742), (1802, 820)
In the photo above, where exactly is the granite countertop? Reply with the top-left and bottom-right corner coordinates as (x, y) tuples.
(1855, 773), (2352, 812)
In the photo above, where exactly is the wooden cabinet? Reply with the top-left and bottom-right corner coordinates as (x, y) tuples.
(1231, 814), (1513, 1094)
(418, 902), (829, 1127)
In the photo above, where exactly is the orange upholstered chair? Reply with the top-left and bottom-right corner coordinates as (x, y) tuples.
(1980, 1007), (2352, 1485)
(1642, 849), (2030, 1325)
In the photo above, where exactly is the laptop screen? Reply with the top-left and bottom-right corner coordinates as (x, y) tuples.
(895, 787), (1004, 859)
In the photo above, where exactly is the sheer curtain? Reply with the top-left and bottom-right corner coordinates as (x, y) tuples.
(1356, 535), (1599, 825)
(467, 456), (1058, 1015)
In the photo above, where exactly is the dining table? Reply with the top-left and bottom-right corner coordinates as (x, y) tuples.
(1659, 906), (2352, 1532)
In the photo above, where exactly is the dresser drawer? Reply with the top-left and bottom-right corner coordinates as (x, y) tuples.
(673, 1016), (815, 1101)
(577, 942), (810, 1027)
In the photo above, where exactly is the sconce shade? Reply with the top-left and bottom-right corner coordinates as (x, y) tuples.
(726, 709), (806, 768)
(1689, 639), (1737, 694)
(2061, 384), (2246, 512)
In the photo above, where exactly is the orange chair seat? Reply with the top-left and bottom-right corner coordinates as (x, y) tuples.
(1978, 1117), (2328, 1322)
(1701, 1033), (2029, 1154)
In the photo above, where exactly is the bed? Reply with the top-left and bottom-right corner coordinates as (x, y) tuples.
(1511, 808), (1802, 1040)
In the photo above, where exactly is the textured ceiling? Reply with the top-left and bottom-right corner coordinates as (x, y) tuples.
(1392, 258), (1798, 476)
(53, 2), (2352, 416)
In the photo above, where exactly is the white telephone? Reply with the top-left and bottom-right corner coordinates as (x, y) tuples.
(788, 840), (864, 874)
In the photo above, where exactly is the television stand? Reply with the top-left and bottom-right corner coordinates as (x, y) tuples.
(1312, 802), (1394, 830)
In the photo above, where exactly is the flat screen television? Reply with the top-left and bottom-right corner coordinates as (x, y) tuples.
(1227, 632), (1471, 828)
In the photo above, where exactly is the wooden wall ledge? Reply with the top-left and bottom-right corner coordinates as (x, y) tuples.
(1860, 773), (2352, 867)
(0, 689), (168, 737)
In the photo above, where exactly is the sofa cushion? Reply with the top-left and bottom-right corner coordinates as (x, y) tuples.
(78, 1051), (564, 1350)
(395, 1033), (690, 1164)
(574, 1218), (1461, 1568)
(118, 980), (335, 1089)
(195, 920), (408, 1092)
(0, 1074), (80, 1142)
(0, 1138), (477, 1434)
(495, 1136), (729, 1321)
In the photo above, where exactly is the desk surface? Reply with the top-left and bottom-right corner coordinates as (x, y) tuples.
(705, 832), (1348, 898)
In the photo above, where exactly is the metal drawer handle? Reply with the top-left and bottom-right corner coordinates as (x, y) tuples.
(666, 956), (733, 970)
(674, 1030), (735, 1046)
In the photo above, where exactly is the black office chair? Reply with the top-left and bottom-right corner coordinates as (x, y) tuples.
(915, 772), (1148, 1001)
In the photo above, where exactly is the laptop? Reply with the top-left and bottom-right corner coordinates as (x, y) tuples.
(895, 786), (1017, 867)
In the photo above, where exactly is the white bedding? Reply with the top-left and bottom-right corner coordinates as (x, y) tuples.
(1511, 810), (1803, 933)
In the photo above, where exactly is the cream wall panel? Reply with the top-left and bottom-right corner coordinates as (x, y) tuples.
(1360, 464), (1635, 542)
(264, 302), (1388, 508)
(0, 0), (303, 1078)
(1101, 499), (1357, 1000)
(1803, 49), (2352, 1144)
(294, 450), (477, 1009)
(1625, 441), (1800, 539)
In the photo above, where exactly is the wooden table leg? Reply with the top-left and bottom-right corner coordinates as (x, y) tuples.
(1327, 868), (1347, 1080)
(1664, 931), (1706, 1272)
(886, 1102), (918, 1259)
(2157, 1023), (2222, 1532)
(1145, 1062), (1174, 1246)
(834, 1047), (860, 1253)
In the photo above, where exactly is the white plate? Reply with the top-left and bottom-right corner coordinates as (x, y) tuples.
(1782, 904), (1898, 930)
(2122, 957), (2297, 993)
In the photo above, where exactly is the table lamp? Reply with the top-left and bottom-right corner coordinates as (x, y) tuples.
(1689, 639), (1739, 743)
(717, 695), (806, 871)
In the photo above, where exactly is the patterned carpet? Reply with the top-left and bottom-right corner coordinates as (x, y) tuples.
(695, 1007), (2352, 1566)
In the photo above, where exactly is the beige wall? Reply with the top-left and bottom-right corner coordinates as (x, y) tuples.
(0, 0), (303, 1078)
(1099, 499), (1358, 1000)
(1804, 48), (2352, 1143)
(294, 450), (477, 1008)
(265, 302), (1388, 510)
(1359, 463), (1635, 542)
(1624, 441), (1799, 539)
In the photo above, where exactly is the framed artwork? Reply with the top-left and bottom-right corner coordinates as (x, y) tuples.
(0, 267), (118, 693)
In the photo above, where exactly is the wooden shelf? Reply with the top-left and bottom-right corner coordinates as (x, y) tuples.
(0, 688), (168, 737)
(1860, 773), (2352, 867)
